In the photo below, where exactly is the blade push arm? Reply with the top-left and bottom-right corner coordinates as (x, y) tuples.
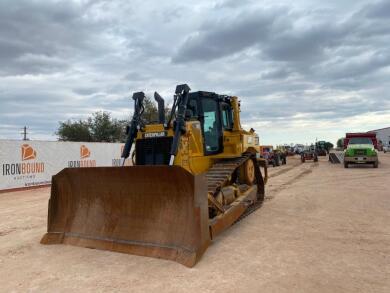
(121, 91), (145, 165)
(169, 84), (191, 165)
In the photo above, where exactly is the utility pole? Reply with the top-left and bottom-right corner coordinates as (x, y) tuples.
(21, 126), (29, 141)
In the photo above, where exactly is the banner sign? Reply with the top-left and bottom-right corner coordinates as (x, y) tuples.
(0, 140), (130, 191)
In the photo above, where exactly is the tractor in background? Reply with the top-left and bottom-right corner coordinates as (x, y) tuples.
(261, 145), (287, 167)
(315, 140), (328, 156)
(301, 145), (318, 163)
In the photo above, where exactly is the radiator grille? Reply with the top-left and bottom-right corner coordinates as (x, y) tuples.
(354, 149), (366, 156)
(135, 137), (173, 165)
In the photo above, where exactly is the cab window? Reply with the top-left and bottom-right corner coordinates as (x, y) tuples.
(221, 103), (233, 130)
(186, 98), (199, 120)
(201, 98), (222, 154)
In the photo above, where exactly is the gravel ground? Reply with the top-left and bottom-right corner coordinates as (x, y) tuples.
(1, 154), (389, 292)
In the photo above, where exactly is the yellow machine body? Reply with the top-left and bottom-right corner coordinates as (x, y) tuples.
(139, 97), (261, 174)
(41, 90), (267, 267)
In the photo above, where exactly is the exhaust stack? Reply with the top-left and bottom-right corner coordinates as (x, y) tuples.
(154, 92), (165, 124)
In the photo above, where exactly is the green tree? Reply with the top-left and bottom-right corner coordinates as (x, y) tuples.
(325, 141), (334, 151)
(88, 111), (122, 142)
(114, 119), (129, 142)
(57, 96), (168, 142)
(57, 111), (128, 142)
(57, 120), (92, 142)
(336, 138), (344, 148)
(141, 96), (159, 124)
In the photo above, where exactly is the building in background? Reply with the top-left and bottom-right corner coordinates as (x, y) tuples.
(369, 127), (390, 147)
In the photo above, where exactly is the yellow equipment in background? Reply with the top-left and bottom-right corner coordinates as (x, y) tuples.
(41, 84), (267, 267)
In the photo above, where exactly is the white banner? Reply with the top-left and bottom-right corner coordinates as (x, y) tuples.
(0, 140), (130, 191)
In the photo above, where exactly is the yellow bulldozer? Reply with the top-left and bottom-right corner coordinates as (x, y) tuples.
(41, 84), (268, 267)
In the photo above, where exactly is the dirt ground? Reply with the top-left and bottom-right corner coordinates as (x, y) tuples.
(1, 154), (389, 292)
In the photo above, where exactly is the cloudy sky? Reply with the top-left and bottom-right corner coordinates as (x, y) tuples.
(0, 0), (389, 145)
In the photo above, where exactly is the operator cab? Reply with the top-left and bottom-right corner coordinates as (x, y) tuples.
(186, 91), (234, 155)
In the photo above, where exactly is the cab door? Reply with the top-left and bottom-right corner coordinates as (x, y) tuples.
(200, 97), (223, 155)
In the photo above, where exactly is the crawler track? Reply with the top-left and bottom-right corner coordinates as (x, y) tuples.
(235, 199), (264, 223)
(206, 153), (265, 225)
(205, 155), (250, 195)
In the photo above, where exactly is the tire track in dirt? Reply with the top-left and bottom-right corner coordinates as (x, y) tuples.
(265, 163), (317, 201)
(267, 157), (302, 179)
(0, 229), (15, 237)
(234, 161), (317, 222)
(0, 224), (41, 238)
(3, 244), (33, 257)
(268, 165), (296, 178)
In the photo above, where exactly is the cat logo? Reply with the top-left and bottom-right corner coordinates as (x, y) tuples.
(80, 145), (91, 159)
(21, 144), (37, 161)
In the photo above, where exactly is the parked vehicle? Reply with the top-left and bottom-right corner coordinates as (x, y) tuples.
(315, 141), (327, 156)
(377, 140), (383, 151)
(276, 145), (291, 158)
(279, 145), (295, 156)
(294, 144), (305, 154)
(261, 145), (286, 167)
(343, 132), (378, 168)
(301, 145), (318, 163)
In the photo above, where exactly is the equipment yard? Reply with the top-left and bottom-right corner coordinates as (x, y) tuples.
(1, 154), (389, 293)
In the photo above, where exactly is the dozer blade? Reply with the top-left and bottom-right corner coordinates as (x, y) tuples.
(41, 166), (210, 267)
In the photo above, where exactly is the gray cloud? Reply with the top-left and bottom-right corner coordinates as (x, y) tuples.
(364, 0), (390, 18)
(260, 68), (294, 80)
(172, 7), (286, 63)
(0, 0), (389, 144)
